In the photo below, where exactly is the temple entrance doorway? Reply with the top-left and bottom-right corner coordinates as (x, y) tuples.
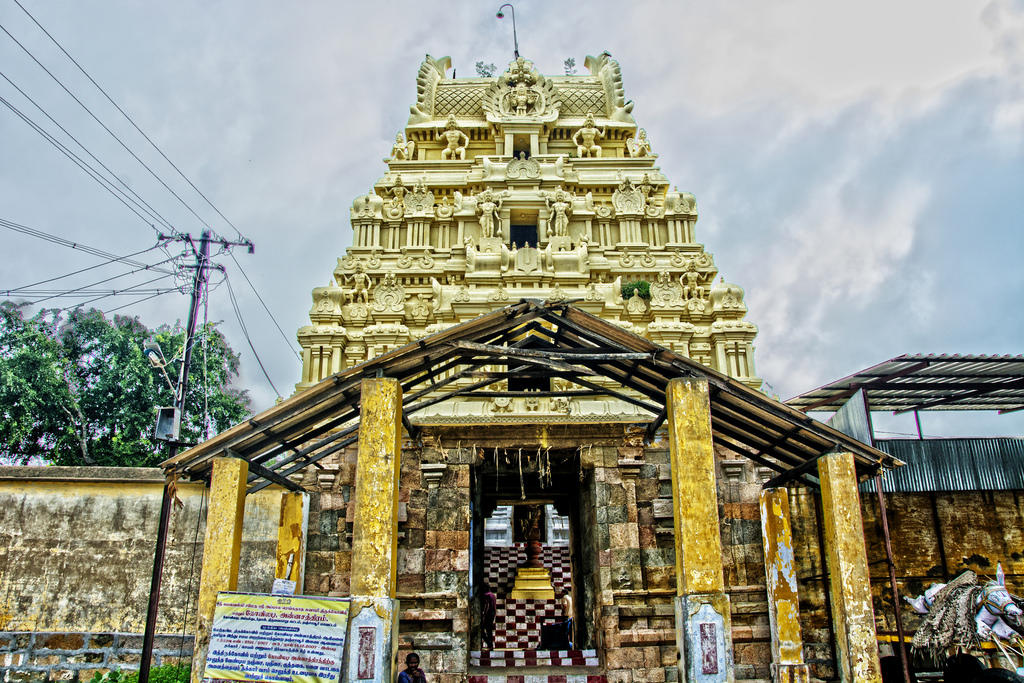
(471, 447), (593, 658)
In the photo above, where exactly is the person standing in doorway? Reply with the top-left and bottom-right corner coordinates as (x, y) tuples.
(398, 652), (426, 683)
(560, 586), (574, 648)
(481, 583), (497, 650)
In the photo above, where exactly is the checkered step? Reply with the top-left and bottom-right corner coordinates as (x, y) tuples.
(470, 649), (599, 668)
(494, 598), (564, 650)
(484, 544), (571, 597)
(468, 677), (605, 683)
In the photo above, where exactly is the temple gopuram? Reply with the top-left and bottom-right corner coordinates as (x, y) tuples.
(166, 54), (897, 683)
(296, 52), (760, 404)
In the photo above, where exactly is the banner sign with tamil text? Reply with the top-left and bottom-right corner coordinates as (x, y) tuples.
(204, 592), (350, 683)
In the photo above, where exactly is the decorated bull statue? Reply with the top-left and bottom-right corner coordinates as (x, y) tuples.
(906, 564), (1024, 679)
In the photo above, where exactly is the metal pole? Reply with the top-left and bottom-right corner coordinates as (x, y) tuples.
(139, 231), (211, 683)
(863, 390), (910, 683)
(875, 474), (911, 683)
(497, 4), (519, 58)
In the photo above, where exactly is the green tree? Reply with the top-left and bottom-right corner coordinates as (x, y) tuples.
(0, 303), (250, 467)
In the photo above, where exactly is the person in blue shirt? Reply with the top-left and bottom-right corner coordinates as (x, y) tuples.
(397, 652), (426, 683)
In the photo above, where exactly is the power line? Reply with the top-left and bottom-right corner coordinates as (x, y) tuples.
(0, 21), (214, 237)
(0, 91), (172, 231)
(26, 257), (178, 305)
(4, 244), (167, 294)
(103, 289), (177, 315)
(223, 270), (280, 397)
(7, 288), (176, 297)
(228, 252), (301, 362)
(46, 272), (176, 310)
(12, 0), (252, 245)
(0, 218), (177, 272)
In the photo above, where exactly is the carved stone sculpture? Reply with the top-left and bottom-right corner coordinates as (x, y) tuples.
(544, 187), (574, 237)
(386, 175), (407, 219)
(391, 132), (415, 161)
(476, 187), (504, 239)
(372, 271), (406, 313)
(573, 112), (606, 158)
(680, 259), (705, 301)
(482, 56), (560, 121)
(612, 176), (645, 213)
(626, 129), (653, 158)
(505, 152), (541, 180)
(344, 261), (371, 306)
(436, 114), (468, 160)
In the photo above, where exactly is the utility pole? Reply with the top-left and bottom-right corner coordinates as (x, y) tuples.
(138, 230), (248, 683)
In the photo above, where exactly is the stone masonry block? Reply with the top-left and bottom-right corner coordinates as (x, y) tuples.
(40, 633), (85, 651)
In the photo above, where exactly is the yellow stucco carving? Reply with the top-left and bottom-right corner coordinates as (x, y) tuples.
(297, 54), (762, 424)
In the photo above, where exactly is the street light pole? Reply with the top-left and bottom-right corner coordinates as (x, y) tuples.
(138, 230), (211, 683)
(496, 4), (519, 59)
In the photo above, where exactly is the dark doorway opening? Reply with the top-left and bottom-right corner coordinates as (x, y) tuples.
(510, 224), (538, 248)
(472, 448), (588, 654)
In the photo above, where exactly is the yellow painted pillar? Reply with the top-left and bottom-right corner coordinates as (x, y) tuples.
(818, 452), (882, 683)
(760, 487), (810, 683)
(191, 457), (248, 683)
(346, 377), (402, 683)
(275, 491), (308, 591)
(667, 377), (733, 682)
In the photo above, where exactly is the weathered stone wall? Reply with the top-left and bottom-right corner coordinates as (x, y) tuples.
(861, 490), (1024, 632)
(0, 632), (192, 682)
(789, 485), (1024, 678)
(0, 466), (282, 678)
(298, 426), (778, 683)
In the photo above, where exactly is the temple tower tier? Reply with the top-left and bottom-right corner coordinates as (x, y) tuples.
(298, 52), (761, 422)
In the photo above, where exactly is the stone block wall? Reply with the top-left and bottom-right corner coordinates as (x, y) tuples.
(297, 427), (784, 683)
(0, 467), (283, 680)
(789, 484), (1024, 679)
(300, 439), (472, 683)
(0, 631), (192, 682)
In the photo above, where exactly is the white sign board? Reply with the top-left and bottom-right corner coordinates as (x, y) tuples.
(205, 592), (350, 683)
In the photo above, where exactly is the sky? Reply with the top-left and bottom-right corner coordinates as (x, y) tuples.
(1, 0), (1022, 438)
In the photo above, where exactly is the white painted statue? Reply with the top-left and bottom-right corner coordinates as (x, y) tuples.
(476, 187), (505, 239)
(391, 132), (415, 161)
(573, 112), (606, 158)
(436, 114), (468, 160)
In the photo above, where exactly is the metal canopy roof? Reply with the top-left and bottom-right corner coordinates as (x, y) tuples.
(163, 300), (899, 492)
(785, 354), (1024, 414)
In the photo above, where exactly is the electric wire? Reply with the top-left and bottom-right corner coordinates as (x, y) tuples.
(9, 288), (177, 297)
(0, 92), (169, 230)
(51, 272), (176, 311)
(0, 21), (213, 237)
(223, 272), (281, 398)
(178, 486), (206, 682)
(4, 243), (166, 294)
(28, 264), (176, 305)
(102, 289), (177, 315)
(5, 12), (299, 380)
(12, 0), (251, 245)
(0, 218), (174, 271)
(228, 252), (301, 361)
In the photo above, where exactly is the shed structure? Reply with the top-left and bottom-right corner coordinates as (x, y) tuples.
(166, 300), (898, 683)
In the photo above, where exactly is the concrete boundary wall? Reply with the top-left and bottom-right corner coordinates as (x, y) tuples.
(0, 466), (281, 678)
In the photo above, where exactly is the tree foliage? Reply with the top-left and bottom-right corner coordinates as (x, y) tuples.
(0, 303), (250, 467)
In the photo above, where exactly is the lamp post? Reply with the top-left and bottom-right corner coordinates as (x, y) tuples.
(496, 4), (519, 59)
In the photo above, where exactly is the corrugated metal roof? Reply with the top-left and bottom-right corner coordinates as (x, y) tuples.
(786, 354), (1024, 413)
(163, 300), (900, 492)
(867, 438), (1024, 492)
